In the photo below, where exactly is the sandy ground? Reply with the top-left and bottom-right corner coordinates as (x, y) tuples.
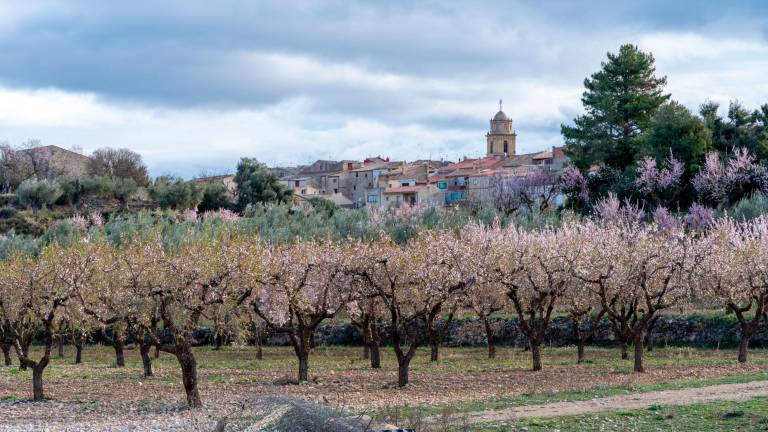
(451, 380), (768, 425)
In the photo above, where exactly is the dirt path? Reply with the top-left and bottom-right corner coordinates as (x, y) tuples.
(451, 380), (768, 425)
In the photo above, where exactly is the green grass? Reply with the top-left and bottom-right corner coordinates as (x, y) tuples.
(471, 397), (768, 431)
(378, 371), (768, 419)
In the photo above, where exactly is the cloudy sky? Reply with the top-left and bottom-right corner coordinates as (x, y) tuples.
(0, 1), (767, 177)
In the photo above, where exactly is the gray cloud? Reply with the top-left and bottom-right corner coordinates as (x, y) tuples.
(0, 1), (767, 176)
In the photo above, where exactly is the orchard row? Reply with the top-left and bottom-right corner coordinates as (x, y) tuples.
(0, 217), (765, 407)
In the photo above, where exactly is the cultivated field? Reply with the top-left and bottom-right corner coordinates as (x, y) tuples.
(1, 344), (767, 431)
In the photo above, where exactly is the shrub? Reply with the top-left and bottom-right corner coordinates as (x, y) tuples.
(16, 179), (62, 211)
(148, 176), (202, 210)
(197, 182), (232, 212)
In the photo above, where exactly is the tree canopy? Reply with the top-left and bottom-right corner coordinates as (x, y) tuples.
(562, 44), (670, 171)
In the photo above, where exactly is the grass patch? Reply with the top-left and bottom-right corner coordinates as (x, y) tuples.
(474, 397), (768, 431)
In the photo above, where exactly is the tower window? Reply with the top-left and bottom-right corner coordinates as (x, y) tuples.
(503, 141), (509, 154)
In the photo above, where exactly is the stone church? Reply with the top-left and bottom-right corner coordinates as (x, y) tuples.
(486, 100), (517, 156)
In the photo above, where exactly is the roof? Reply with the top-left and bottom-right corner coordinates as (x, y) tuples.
(441, 155), (509, 172)
(493, 110), (509, 121)
(384, 185), (427, 194)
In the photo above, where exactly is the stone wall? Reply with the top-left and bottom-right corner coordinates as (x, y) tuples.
(259, 316), (768, 349)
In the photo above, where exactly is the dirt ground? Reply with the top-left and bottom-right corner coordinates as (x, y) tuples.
(450, 379), (768, 425)
(0, 345), (766, 430)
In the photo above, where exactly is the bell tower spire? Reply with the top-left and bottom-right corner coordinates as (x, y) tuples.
(486, 101), (516, 156)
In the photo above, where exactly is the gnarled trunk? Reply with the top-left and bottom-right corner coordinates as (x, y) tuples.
(633, 331), (645, 373)
(140, 340), (153, 377)
(113, 338), (125, 367)
(110, 326), (126, 368)
(620, 339), (629, 360)
(397, 359), (411, 387)
(531, 342), (542, 371)
(577, 341), (585, 364)
(738, 333), (750, 363)
(32, 361), (48, 401)
(369, 322), (381, 369)
(1, 343), (11, 366)
(483, 317), (496, 359)
(74, 333), (83, 364)
(175, 344), (201, 408)
(57, 335), (64, 358)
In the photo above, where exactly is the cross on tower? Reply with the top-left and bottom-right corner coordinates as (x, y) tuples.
(499, 99), (503, 111)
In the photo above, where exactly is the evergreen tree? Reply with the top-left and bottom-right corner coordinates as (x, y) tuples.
(233, 158), (292, 210)
(642, 102), (712, 172)
(562, 44), (670, 171)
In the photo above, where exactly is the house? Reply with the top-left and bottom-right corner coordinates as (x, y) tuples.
(17, 145), (93, 178)
(382, 183), (443, 208)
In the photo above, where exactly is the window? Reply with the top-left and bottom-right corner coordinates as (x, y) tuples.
(294, 180), (300, 187)
(367, 195), (379, 203)
(438, 181), (447, 189)
(503, 141), (509, 154)
(333, 188), (338, 194)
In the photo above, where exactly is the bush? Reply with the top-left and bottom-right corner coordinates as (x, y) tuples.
(16, 179), (62, 211)
(729, 192), (768, 221)
(148, 176), (202, 210)
(197, 182), (232, 212)
(0, 207), (18, 219)
(0, 193), (16, 207)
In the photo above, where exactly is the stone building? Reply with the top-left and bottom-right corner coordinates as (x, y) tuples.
(17, 145), (93, 178)
(486, 100), (517, 156)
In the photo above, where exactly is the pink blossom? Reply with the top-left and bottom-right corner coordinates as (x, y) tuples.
(635, 155), (684, 195)
(560, 165), (589, 200)
(685, 202), (715, 231)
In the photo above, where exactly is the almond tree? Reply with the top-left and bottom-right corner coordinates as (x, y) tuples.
(351, 236), (428, 387)
(577, 222), (692, 372)
(412, 229), (476, 362)
(243, 239), (350, 383)
(461, 223), (508, 359)
(136, 228), (246, 407)
(500, 226), (578, 371)
(562, 225), (605, 363)
(345, 291), (385, 368)
(0, 241), (96, 400)
(700, 218), (768, 363)
(79, 237), (158, 376)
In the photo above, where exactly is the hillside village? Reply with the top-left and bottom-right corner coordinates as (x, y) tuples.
(201, 103), (569, 209)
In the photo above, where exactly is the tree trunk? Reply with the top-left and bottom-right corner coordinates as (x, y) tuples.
(154, 344), (160, 359)
(531, 342), (542, 371)
(369, 323), (381, 369)
(483, 317), (496, 359)
(113, 339), (125, 367)
(140, 341), (153, 377)
(620, 339), (629, 360)
(175, 344), (201, 408)
(293, 328), (312, 382)
(430, 341), (439, 362)
(1, 344), (11, 366)
(57, 336), (64, 358)
(16, 339), (31, 371)
(369, 342), (381, 370)
(32, 363), (46, 401)
(633, 331), (645, 373)
(74, 333), (83, 364)
(72, 330), (83, 364)
(298, 349), (309, 382)
(738, 333), (750, 363)
(397, 358), (411, 387)
(645, 331), (654, 352)
(362, 343), (370, 360)
(572, 317), (585, 364)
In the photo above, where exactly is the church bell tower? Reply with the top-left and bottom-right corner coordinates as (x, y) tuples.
(486, 100), (516, 156)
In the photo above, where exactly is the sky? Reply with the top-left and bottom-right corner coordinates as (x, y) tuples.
(0, 1), (767, 177)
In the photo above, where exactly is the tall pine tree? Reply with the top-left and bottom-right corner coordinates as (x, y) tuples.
(562, 44), (670, 171)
